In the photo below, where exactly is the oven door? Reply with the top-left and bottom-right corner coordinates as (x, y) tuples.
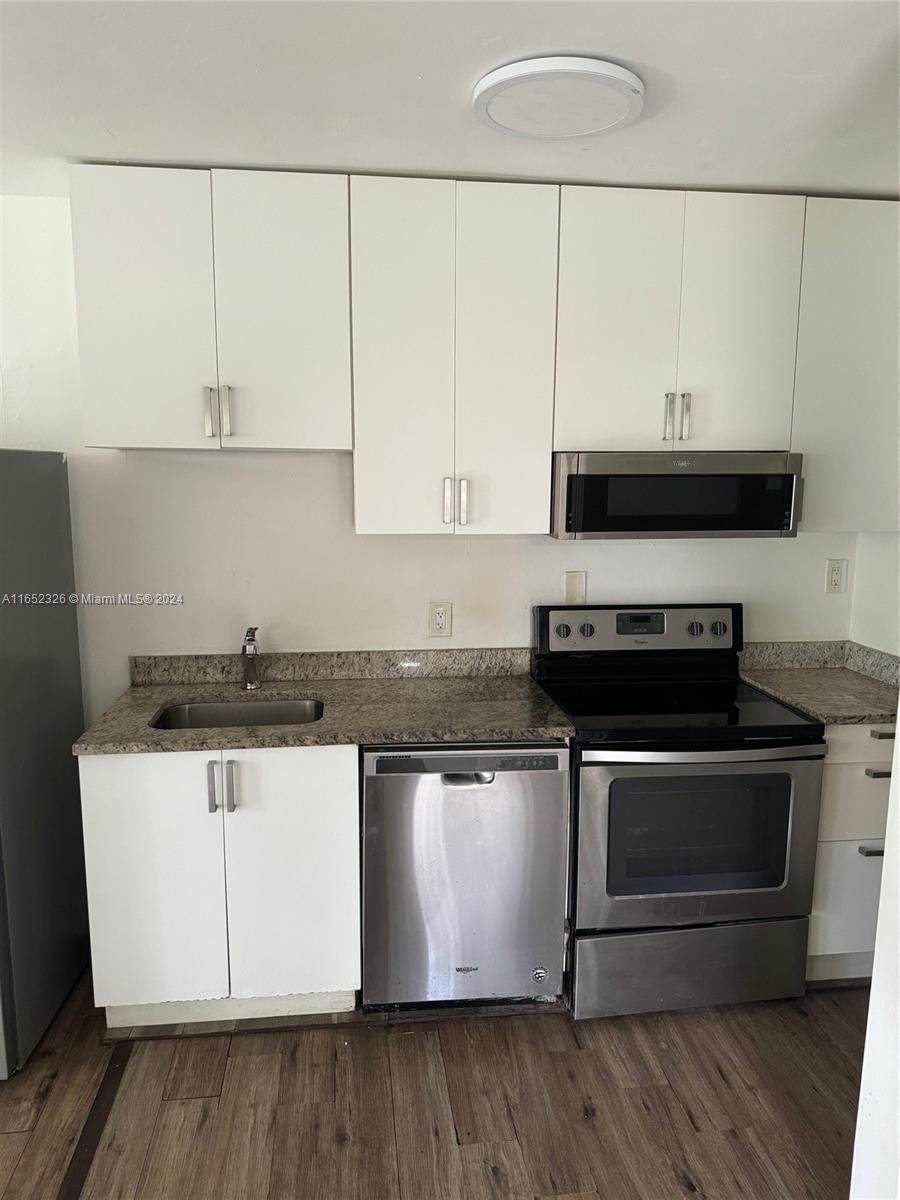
(576, 745), (824, 931)
(551, 451), (802, 539)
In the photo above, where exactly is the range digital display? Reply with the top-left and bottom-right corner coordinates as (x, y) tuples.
(616, 612), (665, 635)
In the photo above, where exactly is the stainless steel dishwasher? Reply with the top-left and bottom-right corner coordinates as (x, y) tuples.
(362, 744), (570, 1007)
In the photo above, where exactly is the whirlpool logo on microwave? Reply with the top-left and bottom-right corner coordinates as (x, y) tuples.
(672, 458), (697, 468)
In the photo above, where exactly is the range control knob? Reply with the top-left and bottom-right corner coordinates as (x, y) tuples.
(579, 622), (596, 639)
(555, 622), (572, 640)
(711, 620), (728, 637)
(686, 620), (704, 637)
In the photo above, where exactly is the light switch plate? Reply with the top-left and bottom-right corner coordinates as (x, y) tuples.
(565, 571), (587, 605)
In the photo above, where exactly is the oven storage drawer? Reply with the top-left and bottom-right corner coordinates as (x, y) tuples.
(572, 918), (808, 1019)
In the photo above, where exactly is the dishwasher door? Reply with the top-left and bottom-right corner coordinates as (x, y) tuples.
(362, 745), (569, 1007)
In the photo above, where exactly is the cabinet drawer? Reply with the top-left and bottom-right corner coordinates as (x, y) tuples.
(818, 762), (891, 841)
(825, 723), (895, 763)
(808, 839), (884, 956)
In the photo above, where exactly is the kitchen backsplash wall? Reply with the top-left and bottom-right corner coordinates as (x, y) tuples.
(850, 533), (900, 657)
(0, 194), (870, 722)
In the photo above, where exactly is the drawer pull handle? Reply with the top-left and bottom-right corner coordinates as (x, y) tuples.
(870, 729), (896, 740)
(857, 844), (885, 858)
(864, 768), (891, 779)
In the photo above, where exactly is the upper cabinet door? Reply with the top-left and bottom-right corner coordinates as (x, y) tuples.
(350, 176), (456, 534)
(69, 165), (219, 450)
(211, 171), (352, 450)
(792, 198), (899, 532)
(455, 182), (559, 534)
(674, 192), (805, 450)
(223, 746), (360, 999)
(555, 186), (685, 450)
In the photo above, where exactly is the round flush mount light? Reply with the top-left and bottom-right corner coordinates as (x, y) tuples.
(473, 56), (644, 139)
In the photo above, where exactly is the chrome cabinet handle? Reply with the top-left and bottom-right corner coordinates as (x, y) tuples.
(458, 478), (468, 527)
(663, 393), (675, 440)
(204, 387), (217, 438)
(865, 768), (891, 779)
(870, 730), (896, 740)
(225, 760), (237, 812)
(442, 477), (453, 524)
(206, 760), (219, 813)
(679, 392), (692, 440)
(858, 844), (885, 858)
(220, 385), (233, 437)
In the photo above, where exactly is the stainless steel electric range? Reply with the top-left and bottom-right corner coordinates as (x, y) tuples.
(532, 603), (826, 1020)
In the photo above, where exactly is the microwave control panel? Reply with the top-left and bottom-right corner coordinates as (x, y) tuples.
(544, 606), (737, 653)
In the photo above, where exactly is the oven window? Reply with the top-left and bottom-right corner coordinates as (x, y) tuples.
(569, 474), (792, 532)
(606, 773), (792, 896)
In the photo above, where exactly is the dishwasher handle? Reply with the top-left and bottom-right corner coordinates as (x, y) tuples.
(441, 771), (496, 787)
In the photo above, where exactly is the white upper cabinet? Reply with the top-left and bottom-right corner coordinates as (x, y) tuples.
(69, 164), (352, 450)
(70, 165), (220, 450)
(222, 746), (360, 999)
(351, 177), (558, 535)
(792, 198), (899, 532)
(455, 181), (559, 534)
(211, 170), (351, 450)
(674, 192), (805, 450)
(555, 186), (685, 451)
(554, 188), (804, 452)
(351, 175), (456, 534)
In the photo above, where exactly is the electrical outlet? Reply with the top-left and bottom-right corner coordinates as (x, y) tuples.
(825, 559), (848, 594)
(428, 601), (452, 637)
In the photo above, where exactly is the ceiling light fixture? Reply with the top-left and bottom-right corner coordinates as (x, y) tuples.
(472, 56), (644, 139)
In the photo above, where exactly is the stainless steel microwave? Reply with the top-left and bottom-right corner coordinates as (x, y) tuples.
(550, 451), (803, 539)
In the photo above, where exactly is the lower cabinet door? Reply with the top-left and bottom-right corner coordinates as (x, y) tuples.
(809, 839), (885, 956)
(223, 745), (360, 998)
(78, 752), (230, 1007)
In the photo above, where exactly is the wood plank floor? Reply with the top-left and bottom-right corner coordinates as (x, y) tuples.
(0, 978), (869, 1199)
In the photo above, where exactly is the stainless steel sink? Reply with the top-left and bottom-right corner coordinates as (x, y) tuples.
(151, 699), (324, 730)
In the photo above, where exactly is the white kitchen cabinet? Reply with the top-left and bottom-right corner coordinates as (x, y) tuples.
(673, 192), (805, 450)
(350, 175), (456, 534)
(211, 170), (351, 450)
(78, 744), (360, 1008)
(351, 176), (558, 535)
(792, 198), (900, 531)
(809, 839), (885, 956)
(78, 752), (230, 1006)
(222, 746), (360, 998)
(818, 762), (892, 842)
(454, 181), (558, 534)
(554, 186), (685, 451)
(70, 165), (220, 450)
(69, 164), (352, 451)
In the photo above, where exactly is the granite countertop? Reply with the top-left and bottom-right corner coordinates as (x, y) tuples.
(73, 675), (575, 755)
(741, 667), (899, 726)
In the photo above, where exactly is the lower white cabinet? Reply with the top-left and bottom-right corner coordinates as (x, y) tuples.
(78, 745), (360, 1008)
(222, 747), (360, 998)
(809, 840), (885, 957)
(808, 726), (892, 962)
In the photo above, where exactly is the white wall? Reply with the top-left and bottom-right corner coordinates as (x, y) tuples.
(0, 195), (861, 723)
(851, 534), (900, 655)
(851, 730), (900, 1200)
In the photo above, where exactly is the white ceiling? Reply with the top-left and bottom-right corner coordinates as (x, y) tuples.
(1, 0), (898, 197)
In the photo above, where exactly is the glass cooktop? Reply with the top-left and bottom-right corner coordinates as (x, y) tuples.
(538, 678), (824, 744)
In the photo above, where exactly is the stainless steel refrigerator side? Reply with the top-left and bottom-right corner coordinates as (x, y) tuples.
(0, 450), (90, 1076)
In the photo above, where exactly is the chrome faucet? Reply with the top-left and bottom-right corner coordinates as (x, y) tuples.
(241, 626), (260, 691)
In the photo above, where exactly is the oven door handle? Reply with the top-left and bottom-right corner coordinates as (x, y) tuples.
(581, 744), (826, 764)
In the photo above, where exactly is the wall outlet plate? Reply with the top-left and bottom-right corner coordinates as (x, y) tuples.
(428, 601), (452, 637)
(825, 559), (848, 594)
(565, 570), (587, 604)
